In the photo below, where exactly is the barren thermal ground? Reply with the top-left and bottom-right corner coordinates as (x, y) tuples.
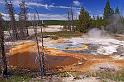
(7, 37), (124, 73)
(2, 0), (124, 82)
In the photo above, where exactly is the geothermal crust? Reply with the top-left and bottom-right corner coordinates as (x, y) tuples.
(7, 40), (124, 73)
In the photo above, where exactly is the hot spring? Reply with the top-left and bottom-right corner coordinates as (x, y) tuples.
(42, 28), (124, 56)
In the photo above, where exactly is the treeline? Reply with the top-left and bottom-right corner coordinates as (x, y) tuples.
(64, 0), (123, 33)
(3, 0), (124, 33)
(3, 20), (66, 31)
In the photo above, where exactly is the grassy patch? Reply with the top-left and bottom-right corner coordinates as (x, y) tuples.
(87, 69), (124, 82)
(31, 31), (82, 39)
(44, 31), (82, 38)
(51, 35), (59, 40)
(0, 75), (31, 82)
(56, 72), (71, 77)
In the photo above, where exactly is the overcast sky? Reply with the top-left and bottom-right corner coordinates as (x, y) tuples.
(0, 0), (124, 20)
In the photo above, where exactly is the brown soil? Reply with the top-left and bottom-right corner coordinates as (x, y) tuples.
(7, 42), (124, 73)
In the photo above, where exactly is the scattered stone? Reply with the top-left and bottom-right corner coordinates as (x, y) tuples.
(90, 63), (120, 72)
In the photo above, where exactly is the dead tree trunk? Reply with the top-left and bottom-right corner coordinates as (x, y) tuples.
(40, 21), (46, 77)
(33, 13), (46, 78)
(0, 14), (8, 77)
(19, 1), (29, 39)
(70, 6), (75, 32)
(6, 1), (18, 40)
(67, 6), (75, 32)
(67, 11), (71, 31)
(34, 9), (46, 76)
(37, 13), (46, 77)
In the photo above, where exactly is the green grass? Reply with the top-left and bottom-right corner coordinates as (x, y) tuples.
(0, 75), (31, 82)
(31, 31), (82, 39)
(87, 69), (124, 82)
(1, 70), (124, 82)
(56, 72), (71, 77)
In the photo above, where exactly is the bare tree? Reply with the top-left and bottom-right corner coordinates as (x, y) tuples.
(40, 20), (46, 77)
(70, 6), (75, 32)
(67, 10), (71, 31)
(35, 10), (46, 77)
(67, 6), (75, 32)
(0, 14), (8, 77)
(5, 1), (18, 40)
(33, 13), (46, 78)
(19, 1), (29, 39)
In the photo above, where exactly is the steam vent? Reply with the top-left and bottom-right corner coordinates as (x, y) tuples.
(1, 0), (124, 82)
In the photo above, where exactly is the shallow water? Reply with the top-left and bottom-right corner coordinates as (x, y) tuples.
(48, 43), (82, 50)
(43, 36), (124, 55)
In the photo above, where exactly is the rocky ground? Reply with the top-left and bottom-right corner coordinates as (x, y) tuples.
(2, 28), (124, 82)
(5, 40), (124, 82)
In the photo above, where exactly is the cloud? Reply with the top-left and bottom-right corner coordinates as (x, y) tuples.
(1, 13), (67, 20)
(0, 0), (49, 9)
(28, 13), (67, 20)
(1, 0), (80, 10)
(73, 0), (81, 6)
(55, 6), (70, 9)
(27, 2), (49, 9)
(26, 2), (71, 9)
(89, 10), (103, 18)
(0, 0), (21, 7)
(0, 1), (4, 4)
(1, 13), (10, 21)
(0, 1), (81, 20)
(1, 13), (19, 21)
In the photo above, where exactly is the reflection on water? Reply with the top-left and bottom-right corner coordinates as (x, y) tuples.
(48, 43), (81, 50)
(44, 37), (124, 55)
(63, 44), (99, 55)
(47, 41), (100, 55)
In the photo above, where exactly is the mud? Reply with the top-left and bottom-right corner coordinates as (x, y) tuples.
(7, 41), (124, 73)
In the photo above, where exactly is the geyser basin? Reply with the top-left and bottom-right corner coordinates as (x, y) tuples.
(8, 42), (79, 70)
(44, 36), (124, 55)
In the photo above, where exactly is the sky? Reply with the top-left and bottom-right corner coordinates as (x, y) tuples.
(0, 0), (124, 20)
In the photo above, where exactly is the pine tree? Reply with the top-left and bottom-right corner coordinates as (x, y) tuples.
(104, 0), (114, 19)
(78, 7), (91, 32)
(115, 7), (120, 14)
